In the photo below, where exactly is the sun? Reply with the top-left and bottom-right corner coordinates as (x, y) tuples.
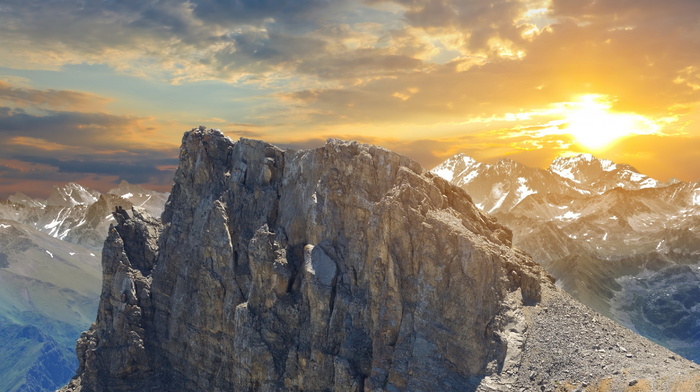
(563, 94), (658, 151)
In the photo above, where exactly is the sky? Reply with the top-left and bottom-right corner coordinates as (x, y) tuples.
(1, 0), (700, 198)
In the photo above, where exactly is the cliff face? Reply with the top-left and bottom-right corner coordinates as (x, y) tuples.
(62, 128), (545, 391)
(61, 128), (699, 392)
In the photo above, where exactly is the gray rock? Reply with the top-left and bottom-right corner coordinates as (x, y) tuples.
(60, 128), (700, 392)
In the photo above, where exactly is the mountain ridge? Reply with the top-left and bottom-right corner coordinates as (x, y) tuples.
(60, 128), (699, 391)
(432, 152), (700, 363)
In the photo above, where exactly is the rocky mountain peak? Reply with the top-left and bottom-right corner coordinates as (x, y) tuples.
(46, 183), (100, 207)
(431, 153), (479, 183)
(7, 192), (45, 208)
(60, 128), (700, 391)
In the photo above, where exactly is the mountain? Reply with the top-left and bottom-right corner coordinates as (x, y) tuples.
(60, 128), (699, 391)
(432, 153), (700, 363)
(0, 181), (168, 252)
(107, 180), (169, 218)
(0, 219), (101, 392)
(0, 182), (168, 391)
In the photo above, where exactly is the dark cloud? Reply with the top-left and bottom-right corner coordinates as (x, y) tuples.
(0, 82), (110, 111)
(191, 0), (342, 28)
(0, 84), (179, 198)
(0, 106), (146, 147)
(13, 155), (177, 185)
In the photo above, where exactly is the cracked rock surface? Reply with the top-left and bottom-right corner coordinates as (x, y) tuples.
(61, 128), (698, 391)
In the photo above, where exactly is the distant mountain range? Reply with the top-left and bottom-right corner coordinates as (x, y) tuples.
(0, 182), (167, 391)
(2, 181), (168, 252)
(432, 153), (700, 363)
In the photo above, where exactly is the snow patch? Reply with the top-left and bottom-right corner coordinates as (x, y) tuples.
(600, 159), (617, 172)
(456, 169), (479, 185)
(90, 253), (95, 257)
(602, 232), (608, 241)
(121, 192), (134, 199)
(513, 177), (536, 206)
(556, 211), (581, 221)
(552, 165), (576, 182)
(138, 195), (153, 206)
(488, 183), (508, 213)
(0, 223), (10, 229)
(692, 188), (700, 206)
(45, 250), (53, 258)
(69, 252), (76, 256)
(629, 172), (645, 182)
(432, 167), (454, 182)
(638, 177), (658, 189)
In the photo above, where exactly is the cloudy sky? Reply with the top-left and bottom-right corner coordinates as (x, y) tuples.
(1, 0), (699, 197)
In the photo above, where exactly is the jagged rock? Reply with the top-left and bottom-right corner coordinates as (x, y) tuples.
(61, 128), (699, 392)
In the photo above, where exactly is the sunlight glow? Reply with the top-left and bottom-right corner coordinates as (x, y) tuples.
(562, 94), (660, 151)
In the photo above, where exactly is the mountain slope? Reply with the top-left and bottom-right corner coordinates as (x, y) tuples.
(0, 220), (101, 392)
(61, 128), (699, 391)
(432, 153), (700, 363)
(0, 182), (168, 391)
(0, 318), (76, 392)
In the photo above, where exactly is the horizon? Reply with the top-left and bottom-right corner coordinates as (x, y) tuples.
(1, 1), (700, 197)
(1, 141), (687, 200)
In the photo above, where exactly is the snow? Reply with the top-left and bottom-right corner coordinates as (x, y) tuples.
(602, 232), (608, 241)
(44, 208), (72, 238)
(45, 250), (53, 258)
(629, 172), (645, 182)
(0, 223), (10, 229)
(432, 167), (454, 182)
(431, 154), (477, 183)
(638, 177), (659, 189)
(488, 183), (508, 213)
(551, 165), (576, 181)
(513, 177), (537, 206)
(90, 253), (95, 257)
(69, 252), (76, 256)
(600, 159), (617, 172)
(555, 211), (581, 221)
(692, 188), (700, 206)
(138, 194), (153, 206)
(456, 169), (479, 185)
(121, 192), (134, 199)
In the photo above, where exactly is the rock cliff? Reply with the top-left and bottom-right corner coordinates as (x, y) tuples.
(61, 128), (699, 391)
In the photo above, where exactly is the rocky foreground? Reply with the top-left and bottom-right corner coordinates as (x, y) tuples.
(61, 128), (698, 391)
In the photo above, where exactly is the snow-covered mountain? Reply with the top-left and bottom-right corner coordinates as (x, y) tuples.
(432, 153), (700, 363)
(0, 182), (168, 391)
(107, 180), (169, 218)
(431, 153), (677, 214)
(0, 181), (168, 251)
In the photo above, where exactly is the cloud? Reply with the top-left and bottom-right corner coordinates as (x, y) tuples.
(1, 0), (699, 190)
(0, 82), (181, 198)
(0, 81), (110, 111)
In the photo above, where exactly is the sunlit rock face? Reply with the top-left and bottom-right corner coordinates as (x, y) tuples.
(61, 128), (545, 391)
(61, 129), (699, 392)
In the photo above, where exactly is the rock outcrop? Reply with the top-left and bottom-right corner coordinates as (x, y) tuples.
(61, 128), (699, 391)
